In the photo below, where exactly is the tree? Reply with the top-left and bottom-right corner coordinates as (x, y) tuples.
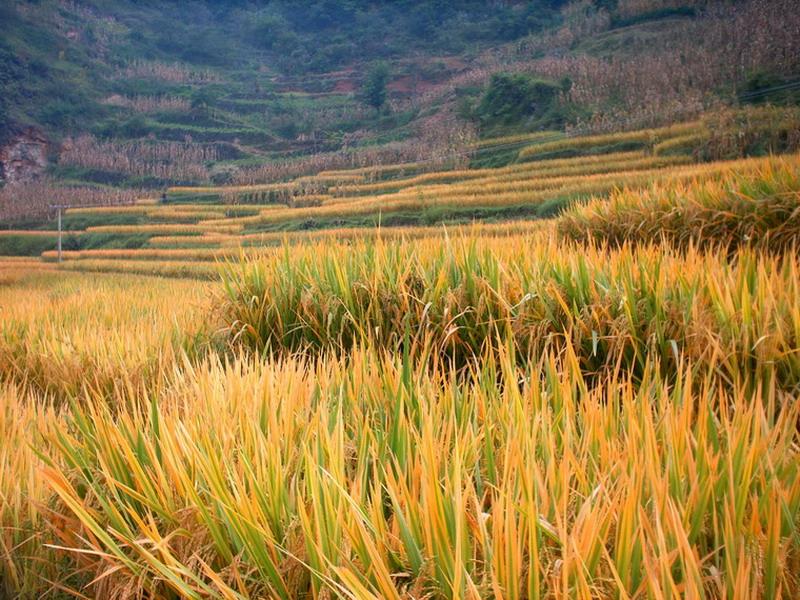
(360, 61), (390, 112)
(190, 88), (215, 120)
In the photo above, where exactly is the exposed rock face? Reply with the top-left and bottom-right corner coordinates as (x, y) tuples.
(0, 130), (49, 184)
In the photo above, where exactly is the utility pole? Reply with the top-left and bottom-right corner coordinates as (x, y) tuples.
(57, 206), (62, 263)
(50, 204), (68, 263)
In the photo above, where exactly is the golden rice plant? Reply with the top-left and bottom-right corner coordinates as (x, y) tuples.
(34, 345), (800, 598)
(0, 384), (62, 598)
(227, 220), (547, 247)
(42, 247), (267, 262)
(518, 121), (702, 160)
(653, 132), (710, 155)
(472, 129), (564, 149)
(465, 153), (691, 187)
(85, 223), (242, 235)
(0, 261), (57, 286)
(318, 160), (428, 178)
(248, 155), (779, 227)
(66, 205), (152, 216)
(146, 209), (227, 221)
(68, 203), (245, 216)
(151, 221), (548, 251)
(330, 151), (685, 198)
(294, 173), (365, 183)
(147, 234), (231, 248)
(0, 270), (212, 397)
(169, 182), (298, 195)
(220, 234), (800, 390)
(197, 206), (289, 229)
(56, 258), (221, 279)
(558, 156), (800, 252)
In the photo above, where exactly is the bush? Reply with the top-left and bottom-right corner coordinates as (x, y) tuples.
(474, 73), (563, 133)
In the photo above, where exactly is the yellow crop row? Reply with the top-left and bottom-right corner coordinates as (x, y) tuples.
(198, 206), (288, 228)
(66, 203), (236, 215)
(148, 209), (227, 221)
(330, 151), (690, 198)
(318, 160), (428, 178)
(44, 223), (548, 257)
(169, 182), (298, 195)
(653, 131), (710, 155)
(147, 234), (234, 247)
(222, 220), (548, 247)
(43, 247), (265, 262)
(247, 155), (780, 226)
(0, 230), (83, 237)
(85, 223), (243, 235)
(472, 129), (564, 149)
(294, 173), (365, 183)
(57, 258), (221, 279)
(518, 121), (703, 159)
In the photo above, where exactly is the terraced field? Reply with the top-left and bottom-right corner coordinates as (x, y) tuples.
(3, 119), (798, 279)
(2, 110), (800, 598)
(4, 0), (800, 595)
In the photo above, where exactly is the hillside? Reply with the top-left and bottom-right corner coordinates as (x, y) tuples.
(0, 0), (563, 183)
(0, 0), (797, 199)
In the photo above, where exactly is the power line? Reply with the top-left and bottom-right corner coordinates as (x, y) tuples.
(738, 80), (800, 100)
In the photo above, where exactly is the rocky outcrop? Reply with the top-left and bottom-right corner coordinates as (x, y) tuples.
(0, 130), (49, 185)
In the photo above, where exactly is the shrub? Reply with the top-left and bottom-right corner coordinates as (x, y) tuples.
(474, 73), (563, 132)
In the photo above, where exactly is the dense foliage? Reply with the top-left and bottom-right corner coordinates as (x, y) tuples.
(0, 0), (564, 140)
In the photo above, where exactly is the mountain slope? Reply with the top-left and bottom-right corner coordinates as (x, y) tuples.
(0, 0), (797, 196)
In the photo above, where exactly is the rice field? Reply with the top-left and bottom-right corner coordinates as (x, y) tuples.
(242, 155), (789, 229)
(558, 158), (800, 252)
(472, 129), (564, 149)
(1, 117), (800, 598)
(2, 228), (800, 598)
(56, 258), (222, 279)
(330, 151), (690, 197)
(517, 122), (704, 161)
(0, 120), (793, 273)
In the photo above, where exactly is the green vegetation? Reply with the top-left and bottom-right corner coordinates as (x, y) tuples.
(465, 72), (577, 136)
(359, 61), (390, 111)
(2, 0), (797, 198)
(0, 232), (150, 257)
(0, 1), (564, 154)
